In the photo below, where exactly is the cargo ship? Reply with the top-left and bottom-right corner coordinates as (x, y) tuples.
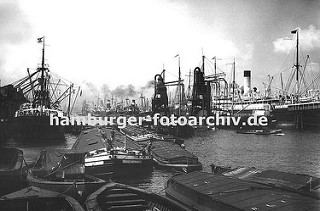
(189, 55), (272, 129)
(266, 29), (320, 128)
(10, 37), (78, 141)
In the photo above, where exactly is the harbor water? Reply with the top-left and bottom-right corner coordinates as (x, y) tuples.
(2, 127), (320, 196)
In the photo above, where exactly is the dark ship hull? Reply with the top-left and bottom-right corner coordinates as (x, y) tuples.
(11, 115), (65, 141)
(272, 102), (320, 127)
(0, 147), (27, 196)
(154, 124), (194, 138)
(0, 121), (11, 142)
(0, 84), (27, 142)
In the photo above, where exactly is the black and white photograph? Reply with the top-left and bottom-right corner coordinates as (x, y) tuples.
(0, 0), (320, 210)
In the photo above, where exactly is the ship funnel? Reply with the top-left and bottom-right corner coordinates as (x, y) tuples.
(243, 70), (251, 95)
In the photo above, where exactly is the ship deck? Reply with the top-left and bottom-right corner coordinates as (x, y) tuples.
(72, 127), (141, 152)
(151, 141), (199, 163)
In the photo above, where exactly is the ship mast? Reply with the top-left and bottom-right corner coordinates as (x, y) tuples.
(67, 83), (73, 117)
(280, 73), (284, 96)
(231, 58), (235, 115)
(36, 36), (47, 107)
(186, 69), (192, 100)
(291, 29), (299, 98)
(162, 64), (165, 82)
(40, 36), (46, 106)
(178, 56), (181, 116)
(202, 54), (205, 111)
(213, 56), (219, 96)
(174, 54), (181, 116)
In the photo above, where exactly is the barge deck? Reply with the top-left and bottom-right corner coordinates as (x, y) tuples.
(166, 171), (320, 210)
(151, 141), (202, 172)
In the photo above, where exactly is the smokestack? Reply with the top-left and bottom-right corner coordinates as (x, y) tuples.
(243, 70), (251, 95)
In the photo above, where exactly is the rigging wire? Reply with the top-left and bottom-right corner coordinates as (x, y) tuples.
(307, 57), (319, 90)
(1, 62), (29, 85)
(264, 44), (297, 94)
(50, 72), (73, 86)
(270, 45), (296, 78)
(204, 57), (225, 74)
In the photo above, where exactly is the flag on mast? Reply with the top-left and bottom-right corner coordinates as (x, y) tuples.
(174, 54), (179, 58)
(37, 37), (44, 43)
(291, 29), (298, 34)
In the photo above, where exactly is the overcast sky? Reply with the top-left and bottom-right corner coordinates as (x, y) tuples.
(1, 0), (320, 93)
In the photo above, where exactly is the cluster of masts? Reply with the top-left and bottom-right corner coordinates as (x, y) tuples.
(6, 29), (320, 117)
(160, 28), (320, 111)
(82, 94), (153, 115)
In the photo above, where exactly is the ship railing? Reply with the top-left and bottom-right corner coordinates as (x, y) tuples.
(288, 101), (320, 111)
(15, 108), (62, 117)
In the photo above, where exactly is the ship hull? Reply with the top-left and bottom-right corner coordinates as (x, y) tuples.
(272, 102), (320, 127)
(0, 148), (27, 196)
(85, 154), (153, 178)
(27, 172), (107, 203)
(11, 116), (65, 141)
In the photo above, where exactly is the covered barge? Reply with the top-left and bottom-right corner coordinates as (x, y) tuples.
(166, 171), (320, 210)
(151, 141), (202, 172)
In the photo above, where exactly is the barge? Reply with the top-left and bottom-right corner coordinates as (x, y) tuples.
(166, 171), (320, 210)
(73, 127), (152, 178)
(121, 125), (184, 145)
(151, 141), (202, 172)
(85, 146), (153, 178)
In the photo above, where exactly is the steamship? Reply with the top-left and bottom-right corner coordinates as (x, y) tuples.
(266, 29), (320, 128)
(189, 56), (272, 128)
(11, 37), (76, 141)
(193, 32), (320, 129)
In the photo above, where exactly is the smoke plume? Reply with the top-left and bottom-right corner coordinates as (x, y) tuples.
(72, 80), (155, 113)
(111, 84), (137, 99)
